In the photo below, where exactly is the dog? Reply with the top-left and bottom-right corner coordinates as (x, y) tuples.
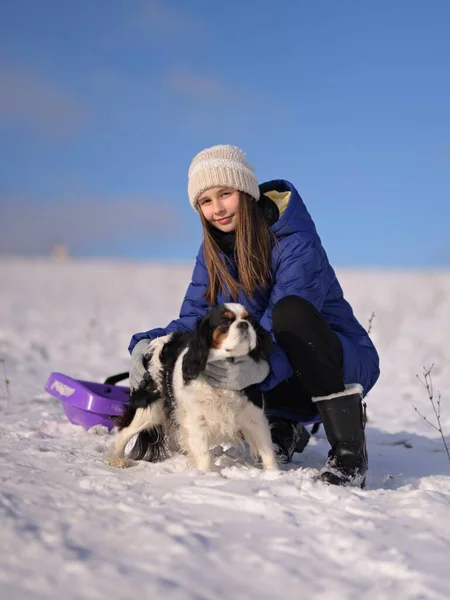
(108, 303), (278, 472)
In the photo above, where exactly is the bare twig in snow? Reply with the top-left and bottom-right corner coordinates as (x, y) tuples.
(367, 312), (376, 335)
(0, 358), (11, 411)
(413, 365), (450, 463)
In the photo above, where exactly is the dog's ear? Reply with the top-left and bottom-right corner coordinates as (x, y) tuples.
(249, 322), (274, 362)
(182, 315), (212, 382)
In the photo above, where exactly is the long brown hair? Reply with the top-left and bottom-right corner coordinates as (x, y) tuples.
(201, 192), (274, 304)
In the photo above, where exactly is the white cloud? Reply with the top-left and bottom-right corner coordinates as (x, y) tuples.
(0, 67), (87, 138)
(166, 70), (230, 102)
(0, 194), (181, 256)
(136, 0), (197, 34)
(164, 69), (291, 133)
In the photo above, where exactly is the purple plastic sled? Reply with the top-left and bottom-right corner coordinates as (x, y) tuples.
(46, 371), (321, 431)
(45, 372), (130, 430)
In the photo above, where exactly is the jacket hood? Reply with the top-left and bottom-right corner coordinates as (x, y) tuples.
(259, 179), (318, 239)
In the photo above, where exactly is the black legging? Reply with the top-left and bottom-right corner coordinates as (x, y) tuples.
(264, 295), (345, 420)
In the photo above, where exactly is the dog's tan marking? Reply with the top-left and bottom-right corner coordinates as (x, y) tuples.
(212, 327), (229, 349)
(240, 310), (249, 319)
(223, 310), (236, 321)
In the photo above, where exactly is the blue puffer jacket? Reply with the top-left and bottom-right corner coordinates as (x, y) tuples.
(129, 180), (380, 396)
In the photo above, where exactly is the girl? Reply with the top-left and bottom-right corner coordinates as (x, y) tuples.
(129, 145), (380, 487)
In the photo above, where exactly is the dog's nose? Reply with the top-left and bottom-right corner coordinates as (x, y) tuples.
(237, 321), (249, 330)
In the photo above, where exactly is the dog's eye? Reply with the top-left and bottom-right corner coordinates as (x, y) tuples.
(222, 311), (236, 323)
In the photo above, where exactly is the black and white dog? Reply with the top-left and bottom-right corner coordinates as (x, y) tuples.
(108, 303), (278, 472)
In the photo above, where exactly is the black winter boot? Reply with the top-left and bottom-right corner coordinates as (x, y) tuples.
(269, 418), (311, 464)
(314, 385), (368, 488)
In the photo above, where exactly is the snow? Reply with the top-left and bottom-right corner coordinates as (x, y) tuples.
(1, 258), (450, 600)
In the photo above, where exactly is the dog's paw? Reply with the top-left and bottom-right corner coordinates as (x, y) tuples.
(108, 455), (131, 469)
(260, 455), (279, 471)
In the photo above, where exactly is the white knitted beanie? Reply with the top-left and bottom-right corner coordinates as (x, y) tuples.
(188, 145), (260, 210)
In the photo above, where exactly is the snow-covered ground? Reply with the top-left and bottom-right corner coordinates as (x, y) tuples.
(1, 258), (449, 600)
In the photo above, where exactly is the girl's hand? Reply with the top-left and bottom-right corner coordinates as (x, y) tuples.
(202, 356), (270, 390)
(129, 339), (153, 391)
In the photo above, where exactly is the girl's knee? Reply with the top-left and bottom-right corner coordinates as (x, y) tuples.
(272, 295), (316, 331)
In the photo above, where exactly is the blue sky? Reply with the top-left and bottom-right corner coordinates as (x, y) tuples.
(1, 0), (449, 266)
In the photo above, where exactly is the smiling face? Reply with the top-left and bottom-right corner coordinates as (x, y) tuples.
(197, 187), (240, 232)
